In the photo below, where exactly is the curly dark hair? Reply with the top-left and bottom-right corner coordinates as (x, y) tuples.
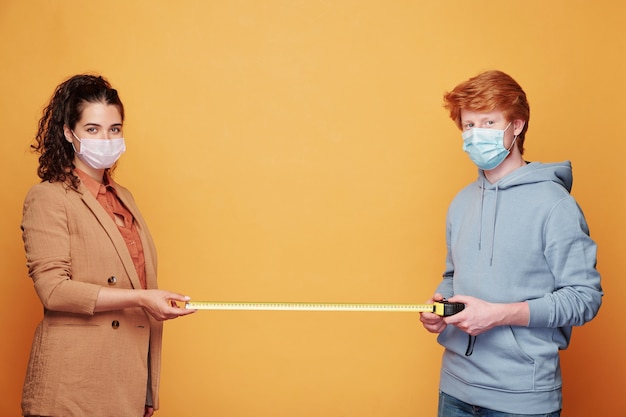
(32, 74), (125, 188)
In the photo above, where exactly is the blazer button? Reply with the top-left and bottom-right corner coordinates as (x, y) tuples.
(107, 276), (117, 285)
(112, 320), (120, 329)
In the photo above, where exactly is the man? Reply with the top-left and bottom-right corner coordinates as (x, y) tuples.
(420, 70), (602, 416)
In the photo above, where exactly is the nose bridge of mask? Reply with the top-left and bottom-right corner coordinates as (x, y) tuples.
(470, 121), (511, 137)
(72, 131), (124, 152)
(462, 121), (511, 147)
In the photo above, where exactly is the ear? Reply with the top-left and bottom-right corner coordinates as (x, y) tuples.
(63, 125), (74, 143)
(513, 119), (526, 136)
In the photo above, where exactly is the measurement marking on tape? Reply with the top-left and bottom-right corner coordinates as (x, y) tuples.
(185, 301), (464, 317)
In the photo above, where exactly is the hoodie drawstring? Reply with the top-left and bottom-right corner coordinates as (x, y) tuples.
(478, 180), (485, 251)
(490, 184), (499, 266)
(478, 179), (499, 266)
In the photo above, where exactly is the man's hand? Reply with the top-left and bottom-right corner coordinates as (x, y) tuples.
(419, 293), (447, 334)
(443, 295), (529, 336)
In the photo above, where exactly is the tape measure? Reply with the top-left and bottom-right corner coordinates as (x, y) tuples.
(185, 300), (464, 317)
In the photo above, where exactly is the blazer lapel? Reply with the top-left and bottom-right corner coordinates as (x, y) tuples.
(78, 182), (144, 290)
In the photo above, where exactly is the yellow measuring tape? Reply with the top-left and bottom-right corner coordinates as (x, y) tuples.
(185, 301), (464, 317)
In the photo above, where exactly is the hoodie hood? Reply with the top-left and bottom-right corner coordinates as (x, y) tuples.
(478, 161), (572, 192)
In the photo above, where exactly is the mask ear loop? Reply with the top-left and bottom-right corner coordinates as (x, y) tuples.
(69, 131), (82, 153)
(506, 134), (519, 152)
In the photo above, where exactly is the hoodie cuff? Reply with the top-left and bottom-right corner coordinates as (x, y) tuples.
(526, 297), (551, 327)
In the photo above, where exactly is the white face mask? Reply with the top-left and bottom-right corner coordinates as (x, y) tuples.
(71, 131), (126, 169)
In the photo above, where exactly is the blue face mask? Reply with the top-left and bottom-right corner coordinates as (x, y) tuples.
(461, 122), (515, 170)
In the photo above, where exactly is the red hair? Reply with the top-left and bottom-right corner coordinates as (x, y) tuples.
(443, 70), (530, 153)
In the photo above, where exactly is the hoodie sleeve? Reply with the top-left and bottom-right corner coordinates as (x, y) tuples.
(526, 196), (603, 327)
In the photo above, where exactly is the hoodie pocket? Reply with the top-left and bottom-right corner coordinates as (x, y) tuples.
(439, 326), (539, 392)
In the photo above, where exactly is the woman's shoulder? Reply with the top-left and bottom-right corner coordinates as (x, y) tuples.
(24, 180), (79, 204)
(27, 179), (71, 193)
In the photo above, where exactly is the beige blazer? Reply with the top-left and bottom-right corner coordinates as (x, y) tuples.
(21, 179), (163, 417)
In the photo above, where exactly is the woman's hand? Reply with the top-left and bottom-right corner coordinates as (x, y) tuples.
(95, 287), (197, 321)
(139, 289), (197, 321)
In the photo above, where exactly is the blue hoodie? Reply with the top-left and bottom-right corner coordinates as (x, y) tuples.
(435, 161), (602, 414)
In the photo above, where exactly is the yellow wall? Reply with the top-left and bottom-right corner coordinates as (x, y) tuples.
(1, 1), (624, 416)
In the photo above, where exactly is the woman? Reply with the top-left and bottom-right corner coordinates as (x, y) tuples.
(419, 70), (602, 416)
(21, 74), (196, 417)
